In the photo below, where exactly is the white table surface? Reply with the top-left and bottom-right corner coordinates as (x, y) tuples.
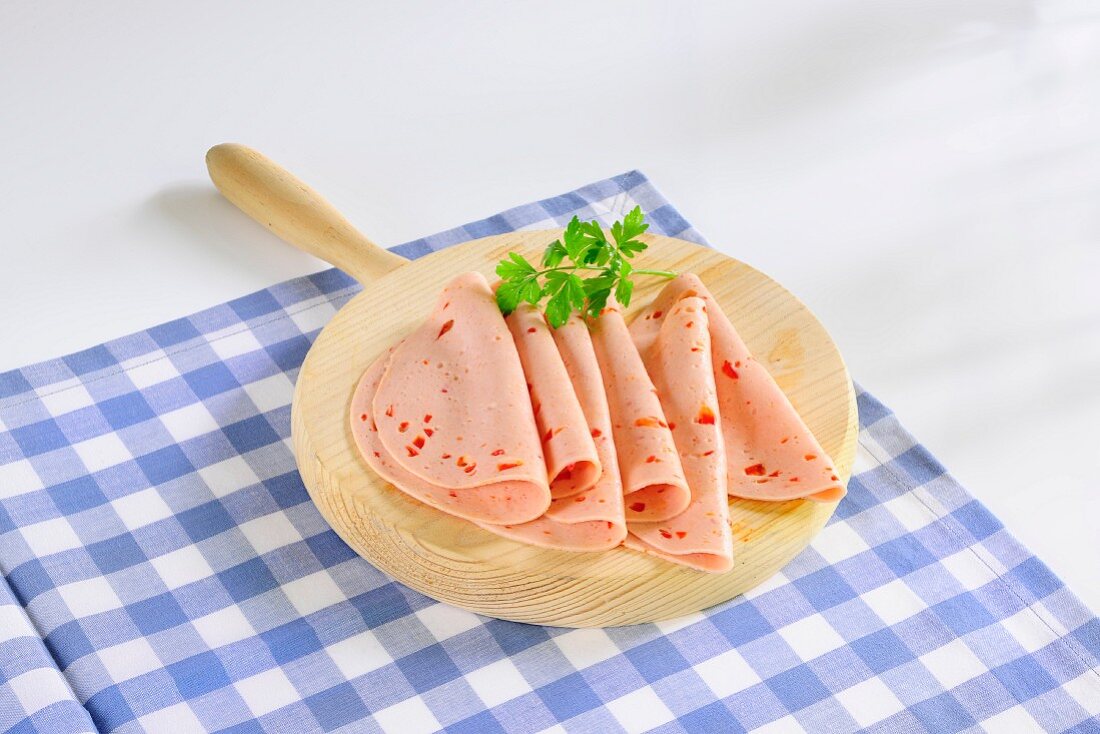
(2, 1), (1098, 613)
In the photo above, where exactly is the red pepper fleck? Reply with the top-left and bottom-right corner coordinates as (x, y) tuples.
(769, 470), (780, 477)
(385, 405), (394, 417)
(441, 388), (448, 394)
(831, 475), (839, 481)
(653, 310), (663, 318)
(527, 327), (536, 333)
(659, 529), (672, 539)
(744, 463), (766, 476)
(607, 521), (614, 529)
(464, 465), (477, 474)
(448, 491), (457, 498)
(702, 450), (715, 457)
(443, 301), (450, 309)
(373, 451), (381, 458)
(437, 320), (454, 339)
(423, 414), (432, 423)
(456, 456), (468, 467)
(411, 435), (425, 449)
(668, 422), (676, 431)
(686, 321), (694, 328)
(497, 461), (523, 471)
(359, 413), (368, 422)
(591, 428), (602, 438)
(789, 477), (800, 483)
(574, 495), (586, 502)
(442, 453), (452, 459)
(645, 455), (657, 463)
(491, 449), (505, 456)
(804, 454), (817, 461)
(675, 531), (687, 539)
(422, 359), (429, 365)
(695, 405), (716, 425)
(635, 416), (663, 428)
(722, 360), (739, 379)
(735, 361), (741, 368)
(398, 421), (409, 433)
(424, 428), (434, 437)
(406, 446), (419, 457)
(780, 437), (789, 444)
(630, 502), (646, 513)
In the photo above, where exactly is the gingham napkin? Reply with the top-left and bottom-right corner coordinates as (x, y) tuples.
(1, 173), (1097, 734)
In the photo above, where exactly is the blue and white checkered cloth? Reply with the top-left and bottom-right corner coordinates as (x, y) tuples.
(1, 172), (1098, 734)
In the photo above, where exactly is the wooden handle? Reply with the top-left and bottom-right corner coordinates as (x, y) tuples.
(205, 143), (406, 283)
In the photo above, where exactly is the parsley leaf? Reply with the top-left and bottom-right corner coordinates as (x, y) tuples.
(615, 259), (634, 307)
(541, 240), (567, 268)
(495, 280), (523, 314)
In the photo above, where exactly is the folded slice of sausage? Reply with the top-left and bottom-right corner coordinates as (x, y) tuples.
(352, 351), (550, 524)
(625, 298), (733, 572)
(506, 304), (600, 499)
(589, 303), (690, 522)
(475, 313), (626, 551)
(365, 272), (551, 522)
(631, 274), (845, 503)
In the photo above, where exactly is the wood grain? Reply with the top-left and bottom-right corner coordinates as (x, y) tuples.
(207, 144), (858, 628)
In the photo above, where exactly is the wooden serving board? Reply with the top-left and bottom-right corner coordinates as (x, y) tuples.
(208, 145), (858, 628)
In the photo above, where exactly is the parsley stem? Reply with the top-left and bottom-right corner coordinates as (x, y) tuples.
(630, 269), (678, 278)
(534, 265), (676, 278)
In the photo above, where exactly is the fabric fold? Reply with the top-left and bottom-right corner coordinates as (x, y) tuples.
(0, 577), (97, 734)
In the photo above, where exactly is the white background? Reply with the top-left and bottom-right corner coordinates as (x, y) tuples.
(2, 2), (1098, 612)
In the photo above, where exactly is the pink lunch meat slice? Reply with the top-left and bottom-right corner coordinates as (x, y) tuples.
(631, 274), (845, 503)
(351, 349), (550, 525)
(625, 298), (733, 572)
(475, 314), (629, 550)
(589, 303), (691, 522)
(475, 313), (626, 551)
(373, 272), (550, 502)
(506, 304), (600, 499)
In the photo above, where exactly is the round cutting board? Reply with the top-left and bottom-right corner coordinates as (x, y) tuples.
(208, 145), (858, 627)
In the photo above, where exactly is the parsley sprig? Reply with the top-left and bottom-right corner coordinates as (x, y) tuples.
(495, 206), (676, 327)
